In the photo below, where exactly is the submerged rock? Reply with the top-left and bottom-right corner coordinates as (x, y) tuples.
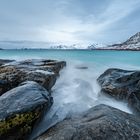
(97, 68), (140, 115)
(0, 81), (52, 140)
(75, 66), (88, 70)
(36, 104), (140, 140)
(0, 59), (14, 66)
(0, 59), (66, 95)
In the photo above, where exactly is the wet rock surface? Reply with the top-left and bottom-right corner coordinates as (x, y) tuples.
(0, 59), (66, 95)
(0, 59), (14, 66)
(0, 59), (66, 139)
(75, 66), (88, 70)
(0, 81), (52, 140)
(97, 68), (140, 115)
(36, 104), (140, 140)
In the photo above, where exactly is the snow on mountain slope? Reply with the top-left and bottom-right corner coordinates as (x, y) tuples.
(1, 32), (140, 50)
(106, 32), (140, 50)
(0, 41), (105, 49)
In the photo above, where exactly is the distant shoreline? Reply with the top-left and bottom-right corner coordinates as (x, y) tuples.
(0, 48), (140, 51)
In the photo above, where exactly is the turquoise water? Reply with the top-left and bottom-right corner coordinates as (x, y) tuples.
(0, 50), (140, 70)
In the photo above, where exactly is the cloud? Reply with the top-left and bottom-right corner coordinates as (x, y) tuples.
(0, 0), (140, 44)
(37, 0), (140, 43)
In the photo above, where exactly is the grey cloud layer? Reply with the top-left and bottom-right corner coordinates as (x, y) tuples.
(0, 0), (140, 44)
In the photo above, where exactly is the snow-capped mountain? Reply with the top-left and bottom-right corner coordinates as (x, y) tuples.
(50, 43), (105, 49)
(0, 41), (105, 49)
(87, 43), (106, 49)
(1, 32), (140, 50)
(106, 32), (140, 50)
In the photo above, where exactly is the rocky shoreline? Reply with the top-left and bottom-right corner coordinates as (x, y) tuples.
(0, 59), (66, 140)
(0, 59), (140, 140)
(36, 68), (140, 140)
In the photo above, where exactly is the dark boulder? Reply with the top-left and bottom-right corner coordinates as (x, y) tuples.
(0, 59), (66, 95)
(75, 66), (88, 70)
(0, 81), (53, 140)
(97, 68), (140, 115)
(36, 104), (140, 140)
(0, 59), (14, 66)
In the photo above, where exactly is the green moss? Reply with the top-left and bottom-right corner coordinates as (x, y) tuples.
(0, 110), (41, 135)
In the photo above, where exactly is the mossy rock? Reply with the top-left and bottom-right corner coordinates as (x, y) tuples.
(0, 81), (52, 140)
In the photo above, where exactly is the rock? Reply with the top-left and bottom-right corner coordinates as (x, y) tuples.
(0, 59), (14, 66)
(36, 104), (140, 140)
(75, 66), (88, 70)
(0, 59), (66, 95)
(97, 68), (140, 115)
(0, 81), (53, 140)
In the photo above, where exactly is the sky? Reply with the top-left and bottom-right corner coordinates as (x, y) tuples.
(0, 0), (140, 44)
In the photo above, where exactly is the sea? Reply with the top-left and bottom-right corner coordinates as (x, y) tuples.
(0, 49), (140, 139)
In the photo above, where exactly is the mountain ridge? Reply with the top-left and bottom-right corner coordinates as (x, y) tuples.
(105, 32), (140, 50)
(0, 32), (140, 50)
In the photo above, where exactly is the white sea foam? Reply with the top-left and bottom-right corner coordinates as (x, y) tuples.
(30, 61), (132, 139)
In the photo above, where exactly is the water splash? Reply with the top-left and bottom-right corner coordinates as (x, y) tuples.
(30, 61), (132, 139)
